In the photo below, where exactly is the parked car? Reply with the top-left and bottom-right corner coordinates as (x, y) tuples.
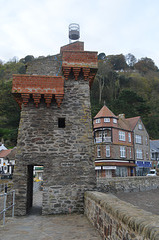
(146, 169), (157, 176)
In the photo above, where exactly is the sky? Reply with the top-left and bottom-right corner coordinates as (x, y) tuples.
(1, 0), (159, 67)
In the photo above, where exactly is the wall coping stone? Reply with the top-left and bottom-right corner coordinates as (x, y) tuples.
(85, 191), (159, 239)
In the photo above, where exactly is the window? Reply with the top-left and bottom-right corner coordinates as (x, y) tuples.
(130, 148), (132, 158)
(106, 145), (110, 157)
(104, 118), (110, 122)
(120, 146), (126, 158)
(135, 135), (142, 144)
(99, 131), (102, 138)
(103, 131), (107, 138)
(128, 133), (131, 142)
(113, 118), (117, 124)
(96, 119), (101, 124)
(58, 118), (65, 128)
(146, 136), (148, 145)
(119, 131), (125, 141)
(152, 152), (155, 159)
(116, 167), (128, 177)
(97, 146), (101, 157)
(138, 124), (142, 130)
(136, 149), (143, 159)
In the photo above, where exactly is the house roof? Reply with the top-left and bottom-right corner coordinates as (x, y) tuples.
(94, 105), (117, 119)
(93, 105), (144, 132)
(118, 119), (131, 131)
(150, 140), (159, 152)
(125, 116), (140, 130)
(0, 149), (12, 158)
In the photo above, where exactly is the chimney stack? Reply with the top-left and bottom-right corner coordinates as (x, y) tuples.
(118, 114), (125, 120)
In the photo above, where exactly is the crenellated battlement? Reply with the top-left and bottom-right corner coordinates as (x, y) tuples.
(12, 74), (64, 108)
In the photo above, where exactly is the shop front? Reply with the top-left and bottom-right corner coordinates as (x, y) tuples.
(135, 161), (152, 176)
(95, 161), (136, 178)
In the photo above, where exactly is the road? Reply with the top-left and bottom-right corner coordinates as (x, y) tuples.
(115, 188), (159, 215)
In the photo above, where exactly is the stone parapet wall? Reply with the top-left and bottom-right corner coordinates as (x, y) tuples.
(26, 54), (62, 76)
(84, 191), (159, 240)
(43, 184), (89, 215)
(97, 176), (159, 193)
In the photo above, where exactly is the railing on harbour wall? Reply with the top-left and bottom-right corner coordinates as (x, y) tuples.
(0, 183), (8, 193)
(0, 188), (15, 225)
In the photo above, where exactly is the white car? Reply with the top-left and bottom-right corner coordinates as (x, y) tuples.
(147, 169), (157, 176)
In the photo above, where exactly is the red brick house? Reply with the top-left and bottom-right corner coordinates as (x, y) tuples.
(93, 105), (136, 178)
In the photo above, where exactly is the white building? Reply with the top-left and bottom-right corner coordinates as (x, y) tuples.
(0, 148), (16, 175)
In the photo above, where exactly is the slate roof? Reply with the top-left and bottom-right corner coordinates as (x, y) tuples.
(150, 140), (159, 152)
(0, 143), (7, 151)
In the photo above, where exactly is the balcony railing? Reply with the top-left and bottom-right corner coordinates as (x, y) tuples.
(95, 137), (111, 143)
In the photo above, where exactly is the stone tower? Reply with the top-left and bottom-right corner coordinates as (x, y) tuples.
(12, 41), (98, 215)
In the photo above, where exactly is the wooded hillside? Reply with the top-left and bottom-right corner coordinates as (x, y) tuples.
(91, 53), (159, 140)
(0, 53), (159, 147)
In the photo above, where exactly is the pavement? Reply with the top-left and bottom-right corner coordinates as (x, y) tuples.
(1, 187), (159, 239)
(0, 190), (102, 240)
(115, 188), (159, 215)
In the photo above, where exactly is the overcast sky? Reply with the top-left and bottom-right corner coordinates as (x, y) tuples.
(1, 0), (159, 67)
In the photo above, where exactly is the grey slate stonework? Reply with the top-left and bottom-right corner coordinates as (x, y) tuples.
(133, 119), (150, 161)
(26, 54), (62, 76)
(13, 54), (96, 215)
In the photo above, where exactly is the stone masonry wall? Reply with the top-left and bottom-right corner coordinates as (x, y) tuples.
(97, 176), (159, 193)
(26, 54), (62, 76)
(84, 191), (159, 240)
(134, 119), (150, 161)
(14, 77), (96, 215)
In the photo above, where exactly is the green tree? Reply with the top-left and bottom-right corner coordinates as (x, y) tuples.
(98, 52), (106, 60)
(20, 55), (34, 64)
(112, 90), (150, 118)
(0, 81), (20, 147)
(105, 54), (128, 70)
(134, 57), (158, 74)
(125, 53), (137, 68)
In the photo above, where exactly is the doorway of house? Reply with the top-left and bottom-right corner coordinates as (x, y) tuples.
(26, 165), (43, 215)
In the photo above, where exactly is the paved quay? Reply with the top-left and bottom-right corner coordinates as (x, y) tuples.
(115, 188), (159, 215)
(0, 214), (102, 240)
(0, 190), (102, 240)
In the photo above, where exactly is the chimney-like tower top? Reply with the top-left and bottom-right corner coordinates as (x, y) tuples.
(69, 23), (80, 43)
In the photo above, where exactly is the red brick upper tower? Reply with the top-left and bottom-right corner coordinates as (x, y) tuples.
(12, 75), (64, 108)
(12, 41), (98, 108)
(61, 41), (98, 86)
